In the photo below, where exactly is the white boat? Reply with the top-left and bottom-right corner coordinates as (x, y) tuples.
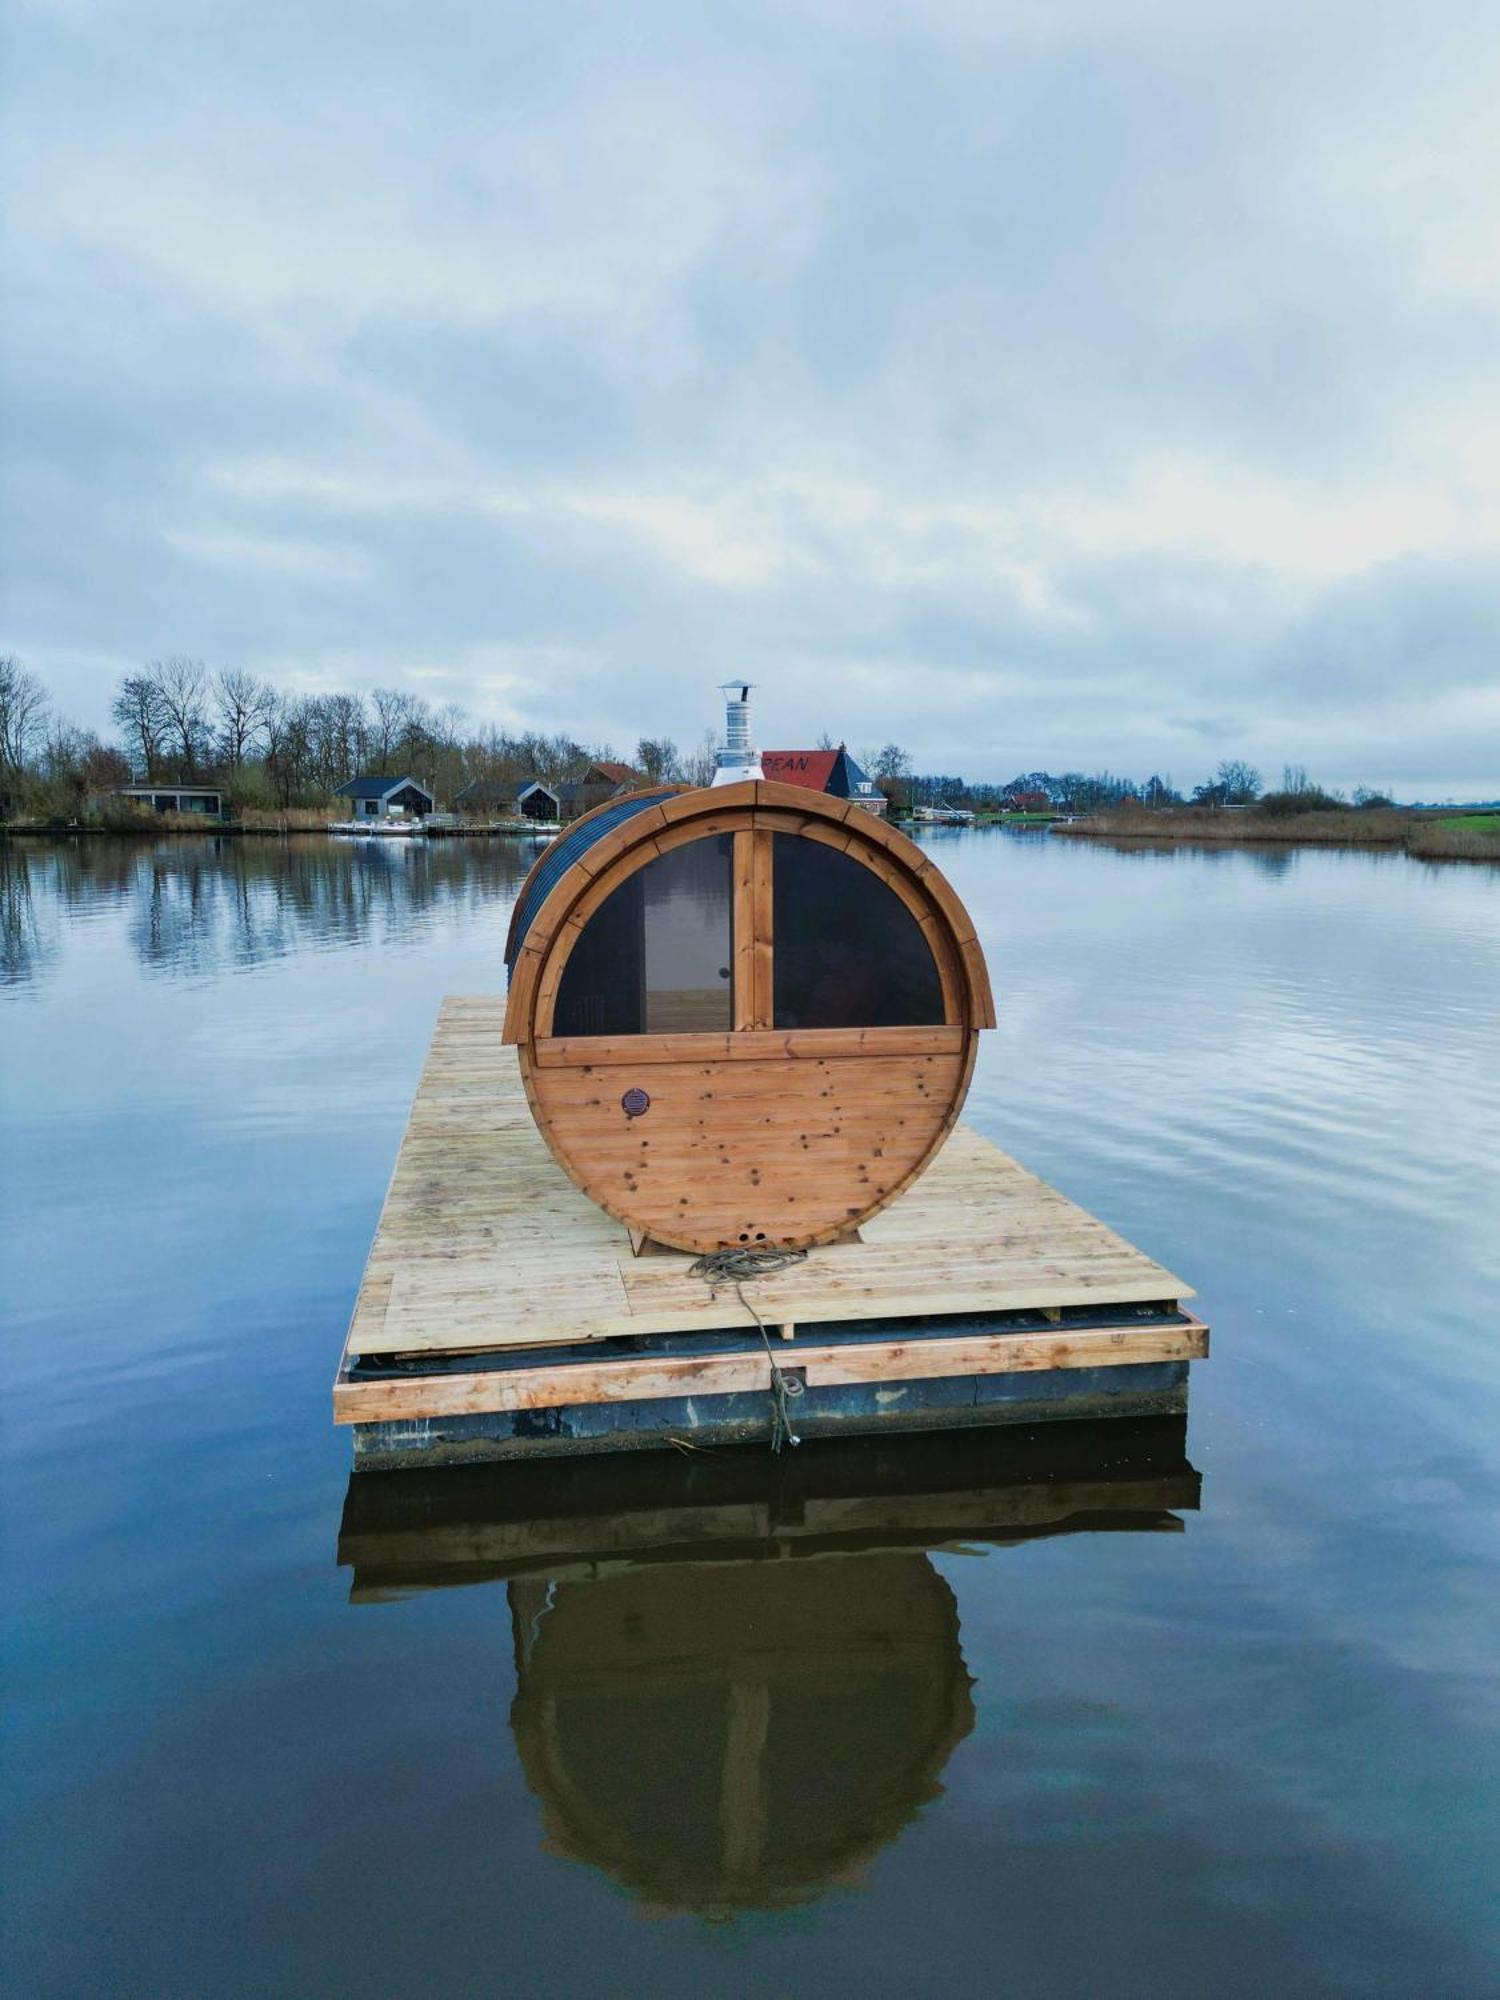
(914, 804), (975, 827)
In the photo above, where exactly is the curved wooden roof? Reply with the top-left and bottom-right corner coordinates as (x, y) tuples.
(502, 779), (995, 1044)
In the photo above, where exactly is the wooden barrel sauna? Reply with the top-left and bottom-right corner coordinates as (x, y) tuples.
(502, 779), (996, 1255)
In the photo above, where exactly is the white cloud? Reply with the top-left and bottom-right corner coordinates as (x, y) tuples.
(17, 77), (812, 349)
(164, 529), (370, 583)
(5, 0), (1500, 797)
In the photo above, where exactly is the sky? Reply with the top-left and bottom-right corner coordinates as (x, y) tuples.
(3, 0), (1499, 798)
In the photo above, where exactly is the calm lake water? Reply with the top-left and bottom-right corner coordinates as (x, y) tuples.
(3, 830), (1499, 1997)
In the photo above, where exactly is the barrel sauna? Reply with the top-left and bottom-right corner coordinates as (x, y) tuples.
(502, 779), (996, 1255)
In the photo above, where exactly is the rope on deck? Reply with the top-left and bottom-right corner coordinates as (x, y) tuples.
(687, 1247), (810, 1453)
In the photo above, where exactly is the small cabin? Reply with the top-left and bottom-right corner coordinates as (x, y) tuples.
(556, 760), (644, 822)
(502, 780), (995, 1254)
(118, 783), (224, 817)
(452, 777), (560, 821)
(334, 774), (435, 821)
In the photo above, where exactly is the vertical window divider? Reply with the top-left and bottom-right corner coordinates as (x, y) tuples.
(732, 828), (774, 1030)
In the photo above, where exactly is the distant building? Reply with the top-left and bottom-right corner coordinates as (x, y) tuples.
(556, 761), (645, 822)
(453, 762), (642, 825)
(759, 745), (887, 815)
(452, 778), (560, 821)
(517, 781), (562, 821)
(334, 775), (435, 821)
(455, 778), (523, 818)
(118, 784), (225, 818)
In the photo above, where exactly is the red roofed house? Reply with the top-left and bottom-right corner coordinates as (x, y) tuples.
(759, 744), (887, 815)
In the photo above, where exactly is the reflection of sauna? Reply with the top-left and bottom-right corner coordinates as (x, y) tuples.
(512, 1554), (971, 1914)
(338, 1422), (1202, 1915)
(502, 781), (995, 1253)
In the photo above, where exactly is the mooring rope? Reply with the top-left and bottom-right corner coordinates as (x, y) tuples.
(687, 1246), (809, 1453)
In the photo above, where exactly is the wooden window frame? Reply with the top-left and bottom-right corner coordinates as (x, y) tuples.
(535, 824), (965, 1061)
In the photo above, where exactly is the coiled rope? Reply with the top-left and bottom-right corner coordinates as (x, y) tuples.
(687, 1246), (809, 1452)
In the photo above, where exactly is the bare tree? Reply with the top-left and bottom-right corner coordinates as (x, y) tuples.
(0, 657), (49, 775)
(635, 737), (680, 784)
(213, 668), (276, 768)
(306, 691), (367, 788)
(369, 686), (417, 768)
(682, 729), (718, 789)
(263, 691), (318, 806)
(111, 673), (168, 779)
(146, 658), (211, 776)
(1214, 758), (1262, 804)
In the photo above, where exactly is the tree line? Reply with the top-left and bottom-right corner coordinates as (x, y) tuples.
(0, 655), (674, 818)
(1, 654), (1393, 822)
(909, 759), (1392, 814)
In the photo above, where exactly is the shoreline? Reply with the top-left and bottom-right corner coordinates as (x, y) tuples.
(1050, 808), (1499, 863)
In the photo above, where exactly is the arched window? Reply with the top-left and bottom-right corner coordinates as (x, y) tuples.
(550, 827), (948, 1039)
(553, 835), (734, 1037)
(771, 836), (944, 1029)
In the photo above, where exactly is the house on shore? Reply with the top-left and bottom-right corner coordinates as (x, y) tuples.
(453, 778), (561, 821)
(118, 783), (225, 818)
(454, 761), (644, 825)
(759, 745), (887, 815)
(556, 761), (645, 822)
(334, 775), (435, 822)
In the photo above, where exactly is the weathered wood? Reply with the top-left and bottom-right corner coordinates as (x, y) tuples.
(338, 1002), (1198, 1370)
(750, 827), (774, 1032)
(523, 1041), (973, 1253)
(335, 1315), (1208, 1423)
(532, 1027), (967, 1067)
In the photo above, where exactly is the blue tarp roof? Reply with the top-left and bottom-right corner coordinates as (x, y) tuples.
(505, 786), (679, 967)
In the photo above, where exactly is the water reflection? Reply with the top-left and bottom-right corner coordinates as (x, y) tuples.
(1, 843), (59, 986)
(339, 1420), (1201, 1918)
(0, 833), (545, 985)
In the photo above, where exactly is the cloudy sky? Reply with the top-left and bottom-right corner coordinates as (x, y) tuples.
(4, 0), (1499, 796)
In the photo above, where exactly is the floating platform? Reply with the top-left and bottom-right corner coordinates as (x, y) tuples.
(335, 998), (1207, 1466)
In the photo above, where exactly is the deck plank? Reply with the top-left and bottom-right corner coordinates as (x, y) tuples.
(342, 997), (1193, 1361)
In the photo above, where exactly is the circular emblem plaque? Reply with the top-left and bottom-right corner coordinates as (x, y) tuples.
(621, 1087), (651, 1118)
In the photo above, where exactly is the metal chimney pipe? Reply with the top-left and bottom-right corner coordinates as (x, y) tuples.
(712, 681), (763, 785)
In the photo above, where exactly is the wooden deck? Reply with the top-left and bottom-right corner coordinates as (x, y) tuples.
(334, 999), (1205, 1454)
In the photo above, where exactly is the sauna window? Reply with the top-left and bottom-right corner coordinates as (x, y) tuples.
(552, 836), (734, 1037)
(772, 835), (945, 1029)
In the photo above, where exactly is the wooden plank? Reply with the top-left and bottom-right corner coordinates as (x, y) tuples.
(339, 999), (1198, 1362)
(334, 1315), (1207, 1424)
(733, 829), (756, 1032)
(531, 1027), (967, 1068)
(750, 827), (774, 1031)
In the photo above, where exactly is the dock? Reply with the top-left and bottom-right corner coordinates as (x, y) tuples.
(335, 998), (1207, 1466)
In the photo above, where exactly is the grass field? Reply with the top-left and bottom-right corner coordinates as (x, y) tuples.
(1438, 814), (1500, 836)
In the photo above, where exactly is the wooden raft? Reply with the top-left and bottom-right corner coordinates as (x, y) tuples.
(334, 998), (1205, 1431)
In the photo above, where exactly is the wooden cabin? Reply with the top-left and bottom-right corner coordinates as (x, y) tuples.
(501, 778), (995, 1255)
(333, 774), (434, 821)
(555, 759), (645, 822)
